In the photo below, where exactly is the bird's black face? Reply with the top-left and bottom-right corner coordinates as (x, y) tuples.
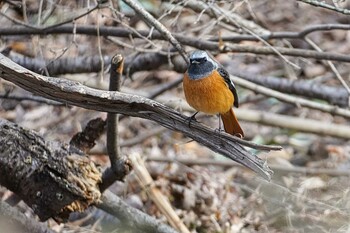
(187, 50), (217, 80)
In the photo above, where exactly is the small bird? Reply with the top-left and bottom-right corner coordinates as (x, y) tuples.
(183, 50), (244, 138)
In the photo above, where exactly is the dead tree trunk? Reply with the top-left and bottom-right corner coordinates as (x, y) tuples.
(0, 118), (101, 221)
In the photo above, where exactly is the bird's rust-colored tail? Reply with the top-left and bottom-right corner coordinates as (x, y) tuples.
(220, 108), (244, 138)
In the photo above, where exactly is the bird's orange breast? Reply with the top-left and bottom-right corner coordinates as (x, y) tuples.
(183, 70), (234, 115)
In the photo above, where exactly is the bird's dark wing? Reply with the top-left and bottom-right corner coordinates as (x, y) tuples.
(217, 67), (239, 108)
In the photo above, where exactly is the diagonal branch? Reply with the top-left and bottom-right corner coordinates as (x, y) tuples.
(0, 54), (278, 180)
(121, 0), (188, 64)
(98, 190), (179, 233)
(0, 200), (55, 233)
(297, 0), (350, 15)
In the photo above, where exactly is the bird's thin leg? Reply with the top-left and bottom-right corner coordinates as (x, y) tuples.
(215, 114), (224, 133)
(190, 111), (199, 121)
(186, 111), (199, 128)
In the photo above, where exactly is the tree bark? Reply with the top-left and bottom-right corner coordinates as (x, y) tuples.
(0, 118), (101, 221)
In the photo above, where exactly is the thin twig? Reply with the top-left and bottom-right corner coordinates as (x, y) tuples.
(0, 3), (101, 30)
(41, 0), (58, 25)
(222, 43), (350, 63)
(121, 127), (166, 147)
(0, 94), (64, 106)
(304, 36), (350, 106)
(130, 153), (191, 233)
(89, 127), (166, 155)
(96, 11), (105, 82)
(121, 0), (189, 64)
(210, 3), (300, 69)
(37, 0), (44, 26)
(148, 76), (183, 99)
(40, 4), (101, 30)
(297, 0), (350, 15)
(146, 156), (350, 176)
(238, 178), (349, 216)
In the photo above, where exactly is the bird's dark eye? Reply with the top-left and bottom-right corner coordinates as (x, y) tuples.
(201, 57), (207, 62)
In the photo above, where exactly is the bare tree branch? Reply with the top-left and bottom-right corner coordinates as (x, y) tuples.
(98, 190), (179, 233)
(2, 25), (350, 63)
(0, 93), (64, 105)
(233, 75), (350, 119)
(0, 200), (55, 233)
(107, 54), (123, 168)
(228, 70), (350, 108)
(8, 53), (165, 76)
(304, 36), (350, 100)
(101, 54), (133, 192)
(297, 0), (350, 15)
(121, 0), (188, 64)
(0, 53), (278, 180)
(2, 23), (350, 42)
(212, 24), (350, 42)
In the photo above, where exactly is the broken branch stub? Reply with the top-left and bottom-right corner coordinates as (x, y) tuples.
(0, 119), (102, 221)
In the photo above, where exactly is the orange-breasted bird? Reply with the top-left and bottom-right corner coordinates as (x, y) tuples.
(183, 50), (244, 138)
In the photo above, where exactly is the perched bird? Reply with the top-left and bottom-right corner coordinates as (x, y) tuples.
(183, 50), (244, 138)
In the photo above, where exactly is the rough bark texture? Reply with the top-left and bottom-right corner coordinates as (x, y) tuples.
(0, 119), (101, 221)
(0, 53), (275, 180)
(70, 117), (106, 153)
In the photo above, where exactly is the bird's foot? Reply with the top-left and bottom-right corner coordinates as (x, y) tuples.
(186, 112), (199, 128)
(214, 128), (225, 134)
